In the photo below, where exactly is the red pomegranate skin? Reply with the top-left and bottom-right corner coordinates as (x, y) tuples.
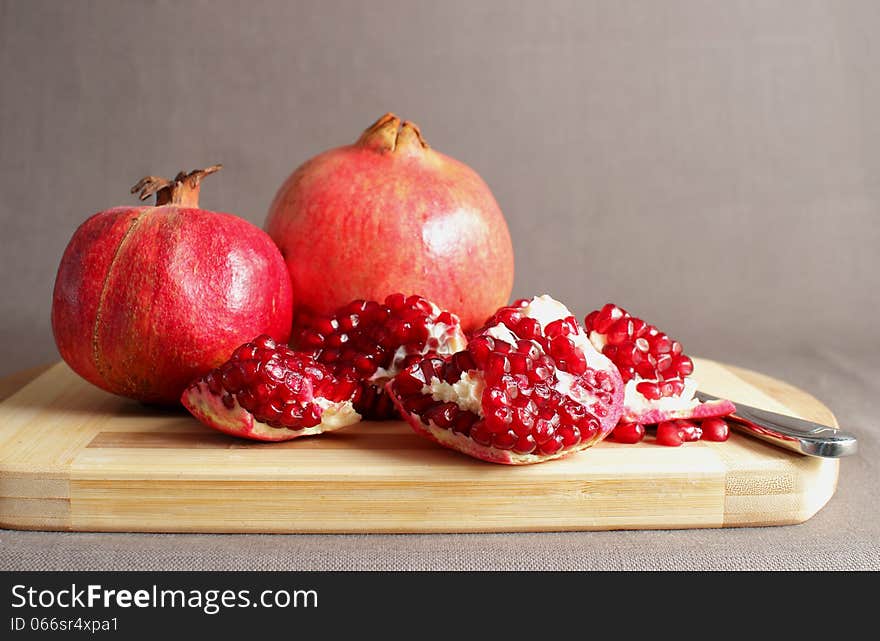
(52, 174), (293, 404)
(265, 113), (514, 332)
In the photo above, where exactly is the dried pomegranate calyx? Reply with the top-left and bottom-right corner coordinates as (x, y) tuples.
(356, 112), (429, 154)
(130, 164), (223, 207)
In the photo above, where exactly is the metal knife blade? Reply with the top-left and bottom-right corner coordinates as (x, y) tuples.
(695, 391), (857, 458)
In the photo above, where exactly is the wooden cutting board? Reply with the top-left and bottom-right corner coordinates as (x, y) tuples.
(0, 358), (839, 533)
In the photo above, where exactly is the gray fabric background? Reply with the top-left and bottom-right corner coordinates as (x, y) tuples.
(1, 0), (878, 570)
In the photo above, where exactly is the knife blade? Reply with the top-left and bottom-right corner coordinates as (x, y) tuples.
(694, 391), (857, 458)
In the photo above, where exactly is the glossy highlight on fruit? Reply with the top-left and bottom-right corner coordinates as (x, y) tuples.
(52, 166), (293, 404)
(181, 335), (360, 441)
(294, 293), (467, 419)
(265, 113), (514, 332)
(387, 295), (625, 464)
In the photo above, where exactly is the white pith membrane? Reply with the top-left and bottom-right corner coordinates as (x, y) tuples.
(622, 377), (699, 414)
(183, 380), (360, 441)
(371, 301), (467, 381)
(586, 329), (700, 417)
(425, 295), (609, 413)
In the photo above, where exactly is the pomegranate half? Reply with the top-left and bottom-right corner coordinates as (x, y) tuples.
(52, 166), (293, 404)
(264, 113), (514, 332)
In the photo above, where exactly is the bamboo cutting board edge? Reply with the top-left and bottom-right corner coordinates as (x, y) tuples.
(0, 358), (840, 533)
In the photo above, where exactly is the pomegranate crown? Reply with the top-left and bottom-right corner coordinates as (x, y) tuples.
(356, 113), (429, 155)
(130, 164), (222, 207)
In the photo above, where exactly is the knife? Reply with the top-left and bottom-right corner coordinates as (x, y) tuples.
(694, 391), (858, 458)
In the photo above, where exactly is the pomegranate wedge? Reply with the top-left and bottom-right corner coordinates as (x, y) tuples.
(182, 335), (360, 441)
(584, 303), (735, 425)
(387, 295), (624, 464)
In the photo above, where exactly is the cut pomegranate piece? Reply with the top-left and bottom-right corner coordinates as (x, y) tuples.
(386, 295), (625, 464)
(181, 335), (360, 441)
(584, 303), (735, 425)
(292, 294), (467, 419)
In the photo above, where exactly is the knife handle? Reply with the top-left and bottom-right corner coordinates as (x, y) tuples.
(727, 405), (858, 458)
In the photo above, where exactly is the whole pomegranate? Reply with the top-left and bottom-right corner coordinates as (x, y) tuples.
(265, 113), (514, 331)
(52, 166), (293, 404)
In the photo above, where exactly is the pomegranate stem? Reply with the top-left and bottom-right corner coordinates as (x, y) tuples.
(130, 164), (222, 207)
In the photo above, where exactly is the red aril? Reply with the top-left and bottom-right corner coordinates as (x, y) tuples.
(265, 113), (514, 332)
(656, 421), (685, 447)
(674, 419), (702, 442)
(584, 304), (734, 425)
(700, 417), (730, 442)
(293, 293), (467, 419)
(52, 166), (293, 404)
(181, 335), (359, 441)
(386, 295), (624, 464)
(612, 423), (645, 444)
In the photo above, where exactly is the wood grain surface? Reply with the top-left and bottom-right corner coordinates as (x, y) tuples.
(0, 358), (839, 533)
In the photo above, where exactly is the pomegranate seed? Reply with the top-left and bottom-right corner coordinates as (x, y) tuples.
(652, 335), (672, 354)
(674, 420), (702, 441)
(557, 425), (581, 447)
(492, 430), (517, 450)
(404, 394), (436, 414)
(425, 402), (458, 429)
(701, 417), (730, 441)
(206, 372), (223, 396)
(507, 352), (528, 374)
(579, 417), (600, 440)
(452, 350), (477, 373)
(469, 337), (493, 368)
(452, 411), (478, 435)
(513, 434), (537, 454)
(385, 293), (405, 310)
(612, 422), (645, 444)
(517, 317), (541, 339)
(252, 335), (276, 350)
(538, 435), (564, 455)
(533, 418), (555, 444)
(470, 424), (493, 446)
(486, 352), (511, 379)
(636, 381), (662, 400)
(485, 406), (513, 432)
(656, 421), (684, 446)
